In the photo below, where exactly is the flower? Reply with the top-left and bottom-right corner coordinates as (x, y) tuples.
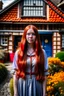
(46, 57), (64, 95)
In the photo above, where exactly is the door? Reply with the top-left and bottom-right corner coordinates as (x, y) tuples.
(14, 36), (21, 52)
(40, 35), (52, 57)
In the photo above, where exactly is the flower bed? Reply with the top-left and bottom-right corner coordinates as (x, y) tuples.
(46, 57), (64, 96)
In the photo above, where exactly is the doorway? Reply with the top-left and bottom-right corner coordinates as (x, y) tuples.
(40, 34), (52, 57)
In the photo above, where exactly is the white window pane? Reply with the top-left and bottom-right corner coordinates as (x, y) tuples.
(31, 11), (33, 16)
(53, 38), (56, 41)
(29, 0), (31, 5)
(9, 42), (12, 45)
(1, 37), (8, 46)
(36, 1), (39, 5)
(33, 7), (35, 16)
(26, 11), (28, 16)
(53, 50), (56, 53)
(36, 11), (38, 16)
(57, 46), (60, 49)
(53, 46), (56, 49)
(41, 8), (43, 11)
(24, 11), (25, 15)
(24, 0), (28, 5)
(57, 50), (60, 52)
(41, 0), (43, 6)
(62, 35), (64, 48)
(57, 42), (60, 45)
(57, 38), (60, 41)
(31, 0), (33, 6)
(23, 0), (44, 16)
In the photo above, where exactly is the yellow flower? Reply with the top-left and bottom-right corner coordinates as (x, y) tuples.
(48, 57), (61, 65)
(46, 86), (53, 92)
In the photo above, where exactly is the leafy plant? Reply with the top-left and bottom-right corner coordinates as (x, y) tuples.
(48, 57), (64, 75)
(55, 51), (64, 61)
(9, 78), (14, 96)
(0, 63), (8, 84)
(47, 57), (64, 96)
(48, 64), (63, 75)
(0, 49), (5, 60)
(0, 46), (9, 62)
(46, 71), (64, 96)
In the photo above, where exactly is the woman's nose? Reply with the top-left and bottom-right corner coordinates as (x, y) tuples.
(29, 34), (33, 37)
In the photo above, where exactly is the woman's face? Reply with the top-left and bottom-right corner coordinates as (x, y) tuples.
(26, 28), (36, 44)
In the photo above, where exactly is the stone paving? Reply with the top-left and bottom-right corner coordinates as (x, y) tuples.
(0, 63), (12, 96)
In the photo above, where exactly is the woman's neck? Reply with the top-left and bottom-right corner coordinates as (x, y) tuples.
(27, 43), (34, 52)
(27, 43), (34, 49)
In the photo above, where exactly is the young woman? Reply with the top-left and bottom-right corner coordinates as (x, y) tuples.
(12, 25), (48, 96)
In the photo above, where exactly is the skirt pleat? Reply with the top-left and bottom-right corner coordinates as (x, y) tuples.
(18, 77), (43, 96)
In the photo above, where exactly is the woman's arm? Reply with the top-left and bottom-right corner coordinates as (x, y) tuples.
(42, 76), (47, 96)
(12, 50), (19, 96)
(13, 74), (18, 96)
(42, 50), (48, 96)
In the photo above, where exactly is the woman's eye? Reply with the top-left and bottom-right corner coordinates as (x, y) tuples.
(27, 33), (30, 35)
(27, 33), (35, 35)
(32, 33), (35, 35)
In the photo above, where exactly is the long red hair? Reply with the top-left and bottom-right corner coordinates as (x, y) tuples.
(16, 25), (45, 80)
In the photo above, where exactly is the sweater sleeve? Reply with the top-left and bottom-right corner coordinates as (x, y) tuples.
(11, 50), (18, 74)
(43, 49), (49, 75)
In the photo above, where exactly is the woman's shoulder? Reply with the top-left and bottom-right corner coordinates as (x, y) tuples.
(14, 49), (19, 56)
(42, 48), (46, 54)
(42, 49), (47, 57)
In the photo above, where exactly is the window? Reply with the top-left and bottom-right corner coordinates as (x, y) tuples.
(1, 36), (8, 46)
(62, 35), (64, 48)
(22, 0), (45, 17)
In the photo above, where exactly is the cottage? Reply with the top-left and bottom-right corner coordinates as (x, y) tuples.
(0, 0), (64, 62)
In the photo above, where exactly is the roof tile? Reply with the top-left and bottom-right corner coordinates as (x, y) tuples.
(0, 0), (64, 23)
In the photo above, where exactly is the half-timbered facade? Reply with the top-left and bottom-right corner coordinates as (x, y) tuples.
(0, 0), (64, 61)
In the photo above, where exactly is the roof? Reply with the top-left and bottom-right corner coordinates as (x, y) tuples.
(45, 0), (64, 17)
(57, 1), (64, 7)
(0, 0), (64, 23)
(0, 0), (20, 14)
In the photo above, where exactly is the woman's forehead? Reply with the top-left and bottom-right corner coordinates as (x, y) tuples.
(27, 28), (34, 33)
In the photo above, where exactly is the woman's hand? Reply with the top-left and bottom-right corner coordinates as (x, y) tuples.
(42, 76), (47, 96)
(13, 75), (18, 96)
(14, 93), (18, 96)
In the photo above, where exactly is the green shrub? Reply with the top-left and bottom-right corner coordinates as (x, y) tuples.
(0, 46), (9, 62)
(48, 63), (64, 75)
(0, 63), (8, 84)
(9, 78), (14, 96)
(0, 49), (5, 60)
(55, 51), (64, 61)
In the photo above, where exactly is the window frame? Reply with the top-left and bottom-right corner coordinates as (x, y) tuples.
(61, 34), (64, 49)
(21, 0), (46, 17)
(1, 36), (8, 46)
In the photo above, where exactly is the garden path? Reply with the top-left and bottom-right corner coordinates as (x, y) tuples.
(0, 62), (12, 96)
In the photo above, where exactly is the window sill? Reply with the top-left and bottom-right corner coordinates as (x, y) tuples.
(1, 44), (8, 47)
(21, 15), (46, 18)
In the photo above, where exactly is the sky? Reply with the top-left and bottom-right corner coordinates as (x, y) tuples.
(2, 0), (62, 9)
(2, 0), (15, 8)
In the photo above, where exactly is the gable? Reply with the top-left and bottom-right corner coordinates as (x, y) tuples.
(0, 0), (64, 23)
(45, 0), (64, 17)
(49, 7), (64, 22)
